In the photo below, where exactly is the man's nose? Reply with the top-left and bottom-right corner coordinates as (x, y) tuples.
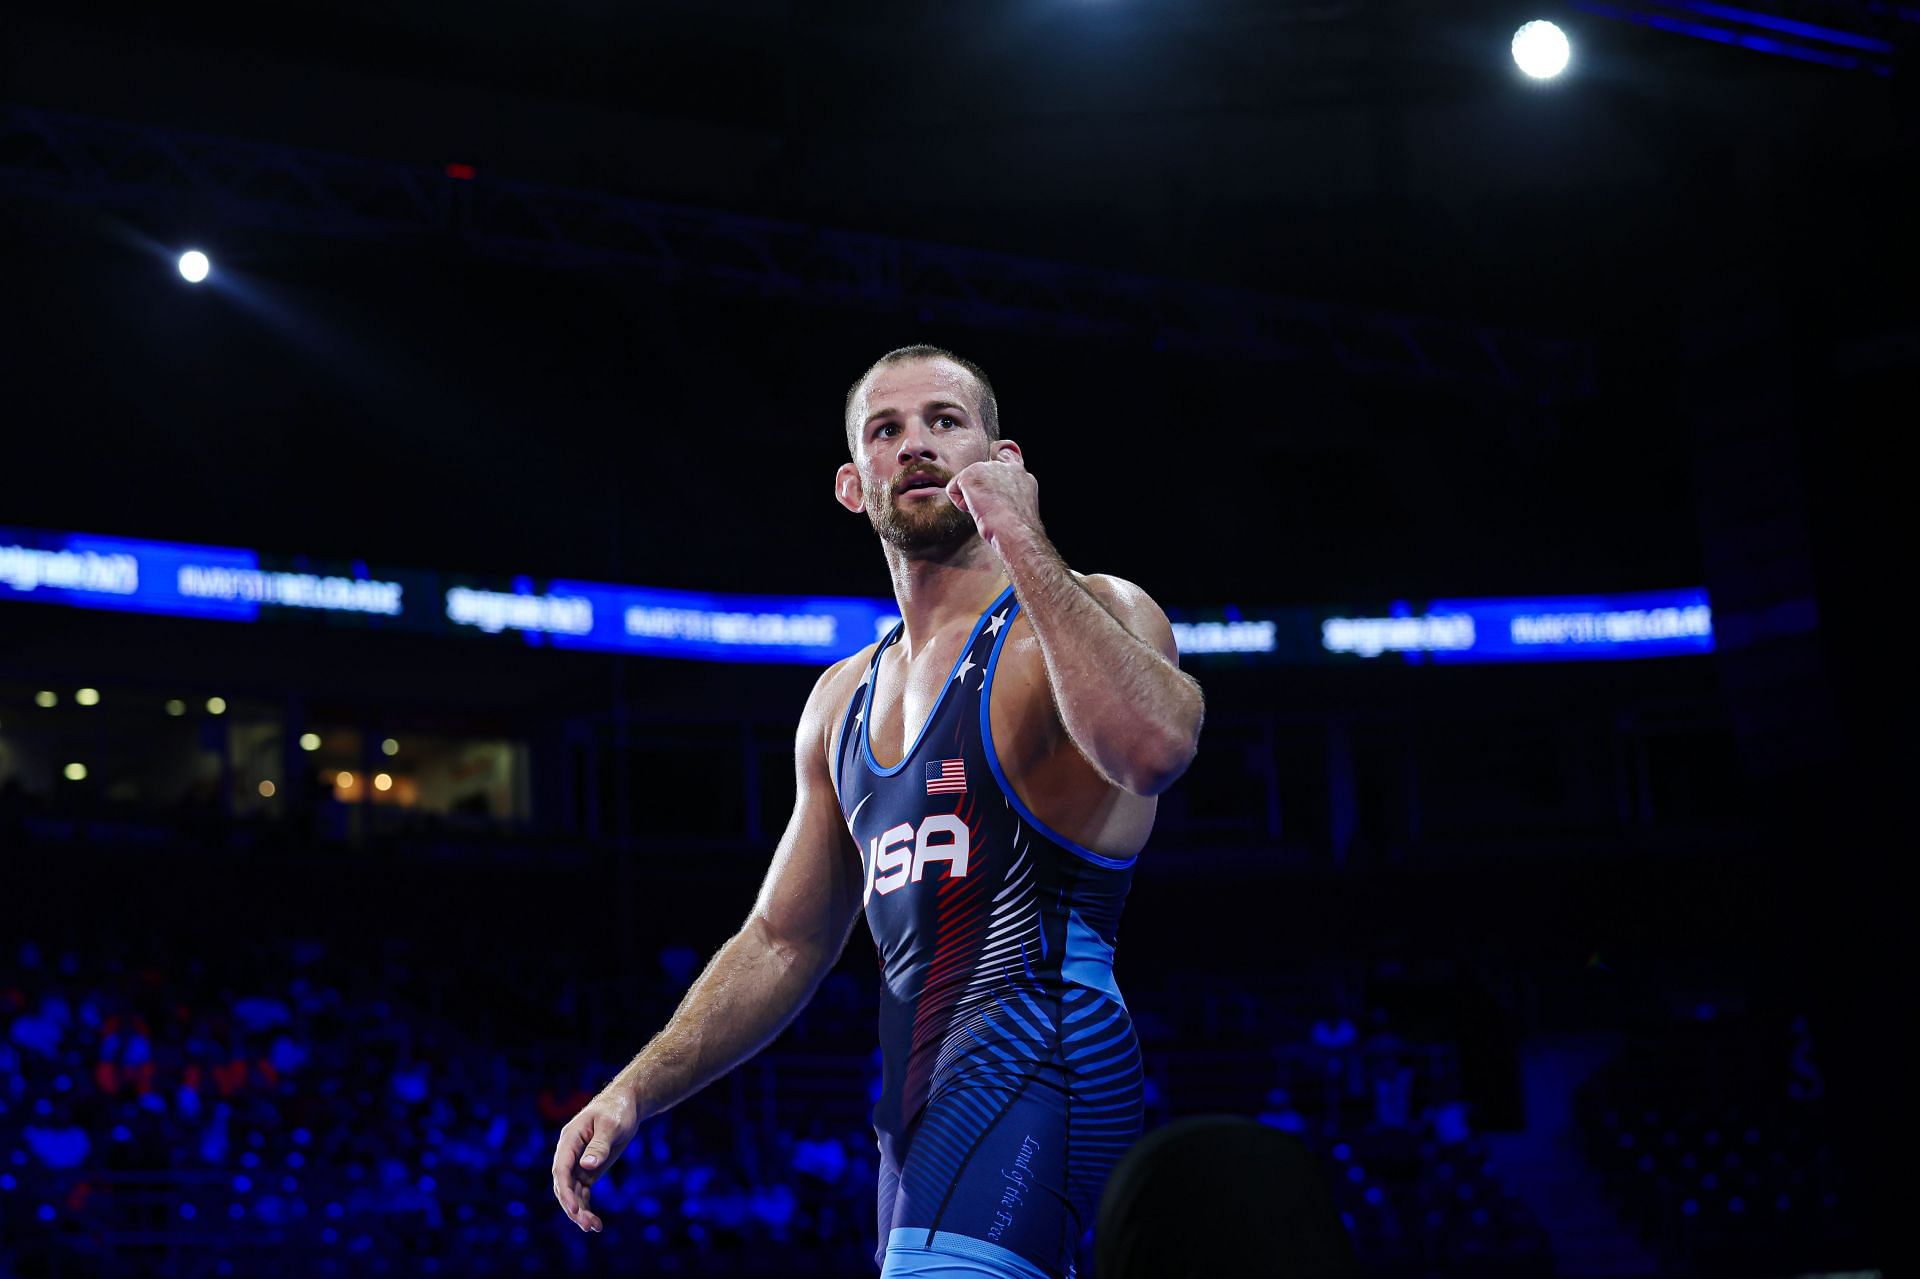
(895, 418), (939, 460)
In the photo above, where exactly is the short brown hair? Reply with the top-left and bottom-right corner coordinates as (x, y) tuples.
(844, 344), (1000, 456)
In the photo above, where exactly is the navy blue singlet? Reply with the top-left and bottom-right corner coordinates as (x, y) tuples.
(831, 583), (1146, 1279)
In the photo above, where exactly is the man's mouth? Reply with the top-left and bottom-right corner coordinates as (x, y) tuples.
(897, 473), (947, 499)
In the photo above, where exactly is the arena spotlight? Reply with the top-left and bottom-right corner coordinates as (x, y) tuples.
(177, 249), (211, 283)
(1512, 19), (1571, 78)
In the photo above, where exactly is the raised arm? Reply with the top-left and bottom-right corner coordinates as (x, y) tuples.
(551, 656), (867, 1233)
(1009, 560), (1203, 797)
(946, 445), (1204, 797)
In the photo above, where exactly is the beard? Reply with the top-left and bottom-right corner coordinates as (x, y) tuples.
(867, 478), (977, 552)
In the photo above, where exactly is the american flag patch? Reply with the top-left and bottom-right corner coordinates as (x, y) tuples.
(925, 758), (968, 795)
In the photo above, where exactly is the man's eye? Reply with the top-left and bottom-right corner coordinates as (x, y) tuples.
(937, 416), (958, 428)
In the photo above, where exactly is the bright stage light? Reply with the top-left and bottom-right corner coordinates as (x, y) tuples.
(177, 250), (211, 283)
(1512, 20), (1571, 79)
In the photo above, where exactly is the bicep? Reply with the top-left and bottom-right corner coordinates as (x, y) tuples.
(748, 664), (866, 966)
(1082, 574), (1181, 666)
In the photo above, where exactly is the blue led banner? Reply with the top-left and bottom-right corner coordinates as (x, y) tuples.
(447, 578), (897, 664)
(2, 524), (1713, 665)
(0, 524), (890, 664)
(1317, 590), (1715, 664)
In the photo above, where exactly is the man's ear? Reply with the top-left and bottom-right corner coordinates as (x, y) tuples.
(835, 462), (866, 513)
(994, 438), (1024, 467)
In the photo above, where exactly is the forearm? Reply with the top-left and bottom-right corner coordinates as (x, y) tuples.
(604, 920), (826, 1118)
(995, 527), (1204, 795)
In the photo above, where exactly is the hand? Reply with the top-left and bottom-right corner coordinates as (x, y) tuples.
(945, 443), (1041, 550)
(552, 1086), (642, 1233)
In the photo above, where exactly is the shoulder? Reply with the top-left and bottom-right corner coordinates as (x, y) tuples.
(1070, 572), (1180, 664)
(803, 643), (879, 758)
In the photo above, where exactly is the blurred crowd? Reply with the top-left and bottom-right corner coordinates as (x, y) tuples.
(1, 926), (1566, 1278)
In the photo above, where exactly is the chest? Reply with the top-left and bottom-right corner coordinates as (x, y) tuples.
(834, 605), (1151, 868)
(853, 616), (1051, 778)
(864, 638), (978, 770)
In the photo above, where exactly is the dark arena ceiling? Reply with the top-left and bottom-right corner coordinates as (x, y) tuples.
(0, 0), (1911, 604)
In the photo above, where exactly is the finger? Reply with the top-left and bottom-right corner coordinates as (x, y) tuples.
(553, 1123), (588, 1218)
(945, 478), (968, 512)
(579, 1177), (606, 1232)
(554, 1166), (582, 1223)
(575, 1181), (598, 1231)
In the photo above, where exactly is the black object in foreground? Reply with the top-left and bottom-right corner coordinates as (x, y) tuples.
(1096, 1115), (1363, 1279)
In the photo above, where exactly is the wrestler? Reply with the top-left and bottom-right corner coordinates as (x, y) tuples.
(554, 344), (1203, 1277)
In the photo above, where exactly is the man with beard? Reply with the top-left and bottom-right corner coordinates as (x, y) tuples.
(553, 344), (1204, 1278)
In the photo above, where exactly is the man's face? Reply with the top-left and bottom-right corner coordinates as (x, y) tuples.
(840, 357), (992, 552)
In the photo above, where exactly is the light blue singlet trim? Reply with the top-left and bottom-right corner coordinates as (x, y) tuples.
(1062, 909), (1126, 1006)
(881, 1227), (1055, 1279)
(980, 603), (1138, 871)
(863, 584), (1019, 779)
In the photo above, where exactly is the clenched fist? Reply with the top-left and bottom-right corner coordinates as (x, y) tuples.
(945, 442), (1042, 550)
(551, 1086), (642, 1233)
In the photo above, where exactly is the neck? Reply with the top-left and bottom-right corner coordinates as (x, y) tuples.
(881, 535), (1009, 659)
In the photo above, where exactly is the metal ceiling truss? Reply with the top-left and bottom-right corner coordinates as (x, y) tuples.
(0, 103), (1593, 403)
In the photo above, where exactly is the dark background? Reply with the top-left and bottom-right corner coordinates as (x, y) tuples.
(0, 2), (1908, 1276)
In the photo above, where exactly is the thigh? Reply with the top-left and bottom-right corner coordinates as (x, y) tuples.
(876, 1140), (903, 1272)
(886, 1074), (1077, 1278)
